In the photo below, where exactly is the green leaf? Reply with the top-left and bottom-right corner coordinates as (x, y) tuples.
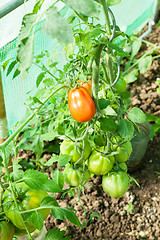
(23, 168), (63, 193)
(6, 60), (17, 76)
(41, 197), (81, 227)
(17, 37), (34, 73)
(23, 169), (48, 190)
(128, 107), (147, 123)
(40, 132), (58, 141)
(44, 154), (59, 166)
(43, 179), (63, 193)
(45, 228), (71, 240)
(98, 117), (117, 132)
(42, 6), (73, 44)
(31, 212), (44, 230)
(41, 196), (59, 208)
(138, 55), (152, 74)
(51, 208), (81, 227)
(64, 0), (99, 17)
(18, 13), (37, 41)
(59, 154), (72, 166)
(118, 118), (134, 140)
(13, 69), (21, 79)
(52, 170), (64, 189)
(36, 72), (45, 87)
(32, 97), (43, 104)
(124, 69), (138, 84)
(106, 0), (121, 6)
(98, 98), (110, 110)
(131, 39), (142, 58)
(12, 161), (24, 181)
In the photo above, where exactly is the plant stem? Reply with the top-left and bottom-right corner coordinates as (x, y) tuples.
(0, 85), (68, 151)
(99, 0), (115, 84)
(99, 0), (112, 36)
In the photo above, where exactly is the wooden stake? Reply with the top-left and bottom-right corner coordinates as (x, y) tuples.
(0, 73), (12, 172)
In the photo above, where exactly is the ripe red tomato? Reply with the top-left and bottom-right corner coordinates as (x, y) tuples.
(78, 79), (92, 95)
(68, 86), (96, 122)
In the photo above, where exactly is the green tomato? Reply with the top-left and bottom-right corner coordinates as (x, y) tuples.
(102, 171), (130, 198)
(0, 221), (15, 240)
(2, 182), (50, 232)
(114, 141), (132, 162)
(64, 163), (91, 187)
(88, 147), (114, 175)
(118, 162), (128, 172)
(94, 134), (106, 147)
(60, 139), (92, 164)
(114, 78), (127, 93)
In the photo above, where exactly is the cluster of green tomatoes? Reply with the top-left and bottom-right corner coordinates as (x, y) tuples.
(60, 136), (132, 199)
(0, 183), (50, 240)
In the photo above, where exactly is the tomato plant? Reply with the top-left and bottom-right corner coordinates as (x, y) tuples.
(2, 182), (50, 231)
(68, 87), (96, 122)
(88, 148), (115, 175)
(64, 163), (91, 187)
(102, 171), (130, 198)
(60, 139), (92, 164)
(0, 0), (150, 238)
(0, 221), (15, 240)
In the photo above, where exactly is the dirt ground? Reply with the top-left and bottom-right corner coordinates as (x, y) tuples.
(44, 22), (160, 239)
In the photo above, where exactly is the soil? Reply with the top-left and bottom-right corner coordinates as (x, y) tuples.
(44, 23), (160, 239)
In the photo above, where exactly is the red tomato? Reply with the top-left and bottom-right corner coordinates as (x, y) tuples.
(68, 87), (96, 122)
(78, 80), (92, 95)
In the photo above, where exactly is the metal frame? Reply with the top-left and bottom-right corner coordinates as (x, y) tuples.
(0, 0), (27, 19)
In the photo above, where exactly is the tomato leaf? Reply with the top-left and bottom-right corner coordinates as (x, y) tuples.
(59, 154), (72, 166)
(18, 13), (37, 42)
(124, 69), (138, 84)
(118, 118), (134, 141)
(17, 36), (34, 73)
(51, 208), (81, 228)
(98, 117), (117, 131)
(6, 60), (17, 76)
(31, 212), (44, 230)
(98, 98), (110, 110)
(41, 197), (81, 227)
(52, 170), (64, 189)
(128, 107), (147, 123)
(45, 228), (71, 240)
(131, 39), (142, 59)
(64, 0), (99, 17)
(138, 55), (152, 74)
(42, 6), (73, 45)
(44, 154), (59, 166)
(36, 72), (45, 87)
(23, 169), (62, 192)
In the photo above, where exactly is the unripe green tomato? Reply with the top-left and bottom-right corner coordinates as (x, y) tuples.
(2, 183), (50, 232)
(60, 139), (92, 164)
(118, 162), (128, 172)
(0, 221), (15, 240)
(114, 141), (132, 162)
(102, 171), (130, 198)
(88, 147), (114, 175)
(94, 134), (106, 147)
(114, 78), (127, 93)
(64, 164), (91, 187)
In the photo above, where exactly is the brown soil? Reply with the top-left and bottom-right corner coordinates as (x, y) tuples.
(44, 23), (160, 239)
